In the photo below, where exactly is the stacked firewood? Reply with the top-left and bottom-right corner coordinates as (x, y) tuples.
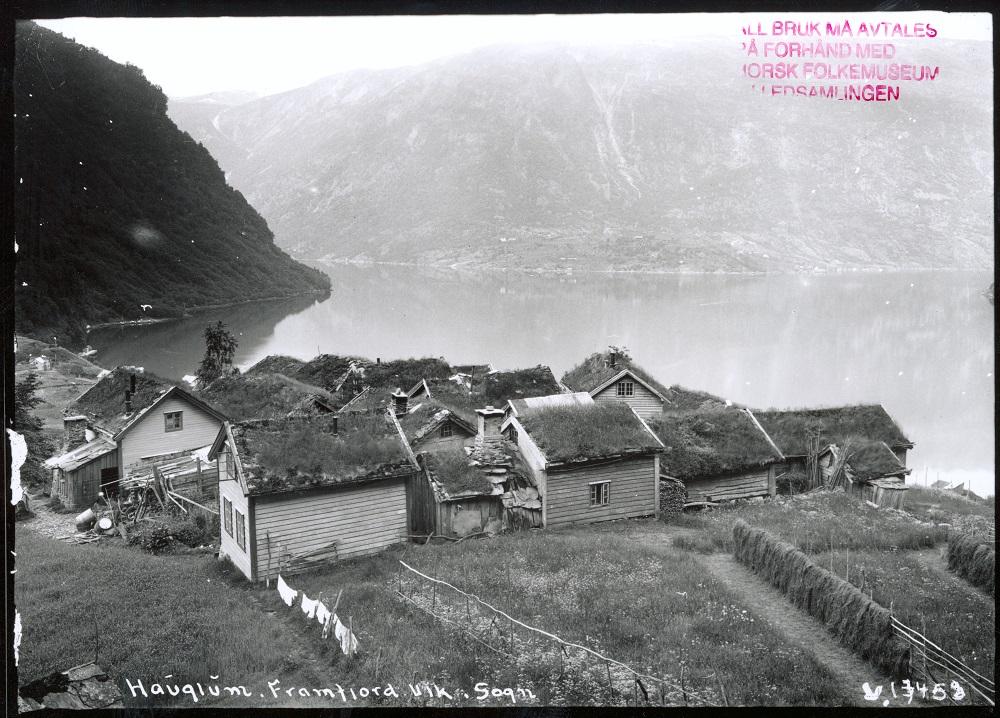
(659, 477), (687, 517)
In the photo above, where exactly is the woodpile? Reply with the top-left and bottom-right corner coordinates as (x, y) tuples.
(658, 477), (686, 517)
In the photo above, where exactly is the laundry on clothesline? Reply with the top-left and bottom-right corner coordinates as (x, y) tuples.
(333, 617), (359, 655)
(276, 575), (297, 607)
(301, 594), (318, 619)
(316, 601), (331, 627)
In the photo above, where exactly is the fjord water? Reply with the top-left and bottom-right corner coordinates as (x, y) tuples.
(90, 265), (995, 496)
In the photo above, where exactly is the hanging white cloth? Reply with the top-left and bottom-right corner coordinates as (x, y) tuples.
(315, 602), (331, 627)
(276, 575), (297, 607)
(333, 617), (359, 655)
(301, 594), (318, 619)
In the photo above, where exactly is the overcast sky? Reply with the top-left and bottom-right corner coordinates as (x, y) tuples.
(37, 12), (992, 98)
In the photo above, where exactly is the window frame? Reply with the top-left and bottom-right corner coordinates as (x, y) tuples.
(235, 510), (246, 551)
(439, 422), (453, 438)
(589, 480), (611, 507)
(616, 380), (634, 397)
(164, 410), (184, 432)
(223, 497), (233, 536)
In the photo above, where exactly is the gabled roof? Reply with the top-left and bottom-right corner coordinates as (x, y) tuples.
(507, 391), (593, 419)
(839, 439), (910, 483)
(561, 352), (670, 401)
(199, 372), (335, 421)
(753, 405), (912, 457)
(44, 437), (116, 472)
(483, 365), (563, 405)
(400, 399), (478, 446)
(69, 366), (174, 433)
(516, 402), (663, 465)
(113, 386), (227, 441)
(648, 408), (783, 481)
(221, 413), (414, 496)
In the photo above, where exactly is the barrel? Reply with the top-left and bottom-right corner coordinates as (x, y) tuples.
(75, 508), (97, 532)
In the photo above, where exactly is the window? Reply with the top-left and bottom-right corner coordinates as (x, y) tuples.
(439, 423), (453, 438)
(224, 449), (236, 481)
(235, 510), (246, 551)
(507, 425), (518, 443)
(223, 497), (233, 536)
(616, 381), (634, 397)
(164, 411), (183, 432)
(590, 481), (610, 506)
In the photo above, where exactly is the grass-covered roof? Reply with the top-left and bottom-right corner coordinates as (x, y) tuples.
(519, 402), (662, 464)
(665, 385), (733, 412)
(424, 448), (495, 498)
(399, 397), (477, 442)
(293, 354), (367, 391)
(754, 405), (911, 457)
(649, 408), (782, 480)
(244, 355), (307, 377)
(70, 366), (174, 432)
(483, 366), (562, 406)
(842, 439), (909, 482)
(232, 413), (412, 495)
(561, 352), (670, 398)
(199, 372), (334, 421)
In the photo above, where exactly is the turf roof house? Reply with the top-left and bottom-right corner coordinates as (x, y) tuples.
(501, 394), (664, 527)
(818, 439), (912, 508)
(561, 350), (670, 419)
(46, 367), (226, 509)
(649, 408), (784, 503)
(754, 405), (914, 478)
(209, 412), (418, 582)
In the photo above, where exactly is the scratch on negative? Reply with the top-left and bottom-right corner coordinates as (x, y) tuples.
(8, 429), (27, 505)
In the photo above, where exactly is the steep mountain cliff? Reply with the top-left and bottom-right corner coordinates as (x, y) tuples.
(14, 23), (330, 345)
(169, 41), (993, 272)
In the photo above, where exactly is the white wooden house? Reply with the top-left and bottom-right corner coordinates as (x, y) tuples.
(501, 394), (663, 527)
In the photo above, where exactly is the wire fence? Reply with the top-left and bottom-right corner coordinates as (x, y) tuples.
(890, 617), (994, 706)
(395, 560), (721, 707)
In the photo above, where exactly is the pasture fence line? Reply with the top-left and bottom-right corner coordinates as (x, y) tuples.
(396, 559), (720, 707)
(889, 617), (994, 706)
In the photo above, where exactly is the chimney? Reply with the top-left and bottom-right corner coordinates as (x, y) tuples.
(124, 389), (133, 414)
(475, 405), (506, 444)
(391, 388), (408, 417)
(330, 415), (339, 436)
(606, 350), (618, 369)
(63, 416), (89, 451)
(129, 373), (137, 393)
(376, 357), (381, 365)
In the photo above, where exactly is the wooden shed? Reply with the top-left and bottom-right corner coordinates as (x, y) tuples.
(648, 408), (783, 503)
(502, 396), (663, 527)
(823, 439), (912, 509)
(208, 412), (417, 582)
(754, 404), (914, 479)
(44, 434), (118, 510)
(561, 350), (670, 419)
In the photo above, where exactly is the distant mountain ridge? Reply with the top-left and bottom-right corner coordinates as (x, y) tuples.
(168, 41), (994, 272)
(14, 23), (330, 345)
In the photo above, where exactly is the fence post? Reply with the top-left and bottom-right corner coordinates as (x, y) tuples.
(606, 660), (615, 703)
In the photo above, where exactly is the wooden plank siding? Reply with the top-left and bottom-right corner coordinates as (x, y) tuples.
(120, 395), (223, 471)
(592, 381), (663, 419)
(218, 455), (252, 580)
(52, 451), (119, 510)
(253, 479), (409, 581)
(407, 470), (437, 537)
(545, 456), (656, 527)
(684, 467), (775, 503)
(412, 428), (475, 455)
(437, 497), (502, 537)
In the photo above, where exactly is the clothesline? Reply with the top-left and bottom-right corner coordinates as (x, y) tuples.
(276, 574), (359, 656)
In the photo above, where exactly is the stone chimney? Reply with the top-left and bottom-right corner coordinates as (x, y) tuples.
(391, 388), (408, 417)
(475, 406), (506, 444)
(330, 415), (339, 436)
(606, 350), (618, 369)
(63, 416), (89, 451)
(124, 389), (133, 414)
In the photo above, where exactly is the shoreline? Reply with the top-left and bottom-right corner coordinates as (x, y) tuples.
(85, 290), (330, 332)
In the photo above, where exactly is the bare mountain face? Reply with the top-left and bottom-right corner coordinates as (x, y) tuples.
(168, 41), (993, 272)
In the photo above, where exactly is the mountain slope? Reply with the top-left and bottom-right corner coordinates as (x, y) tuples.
(14, 23), (330, 345)
(169, 41), (993, 272)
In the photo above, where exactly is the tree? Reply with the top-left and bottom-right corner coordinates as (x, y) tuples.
(14, 373), (55, 489)
(195, 321), (238, 387)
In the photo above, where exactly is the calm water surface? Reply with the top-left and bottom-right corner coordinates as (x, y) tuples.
(90, 265), (995, 496)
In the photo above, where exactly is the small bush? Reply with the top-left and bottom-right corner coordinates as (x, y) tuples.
(775, 471), (809, 495)
(46, 495), (74, 514)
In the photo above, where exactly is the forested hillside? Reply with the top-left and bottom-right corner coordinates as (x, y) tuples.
(14, 23), (330, 346)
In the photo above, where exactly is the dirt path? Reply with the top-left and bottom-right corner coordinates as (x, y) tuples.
(911, 547), (994, 608)
(629, 526), (888, 705)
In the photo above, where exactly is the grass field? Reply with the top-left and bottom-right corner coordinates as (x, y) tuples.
(813, 547), (995, 684)
(675, 491), (949, 554)
(16, 521), (853, 707)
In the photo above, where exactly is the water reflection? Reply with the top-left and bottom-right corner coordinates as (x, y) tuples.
(89, 265), (994, 495)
